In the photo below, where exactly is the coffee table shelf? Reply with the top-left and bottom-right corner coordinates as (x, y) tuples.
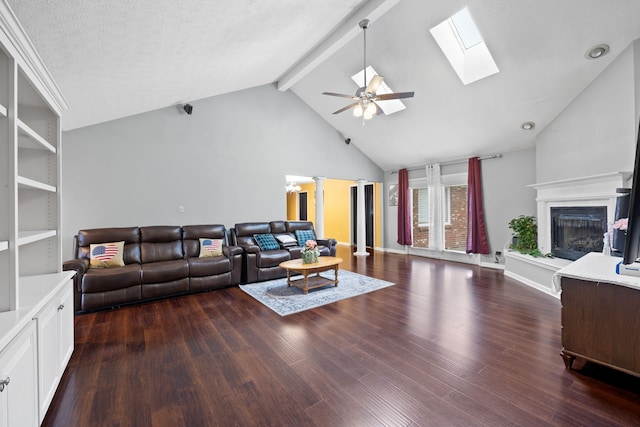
(279, 256), (342, 294)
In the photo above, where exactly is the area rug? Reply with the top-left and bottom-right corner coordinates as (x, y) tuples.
(239, 270), (395, 316)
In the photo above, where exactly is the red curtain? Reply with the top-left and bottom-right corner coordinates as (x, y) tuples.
(466, 157), (490, 254)
(397, 168), (412, 245)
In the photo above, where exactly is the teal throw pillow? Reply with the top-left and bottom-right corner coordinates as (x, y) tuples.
(295, 229), (316, 246)
(253, 233), (280, 251)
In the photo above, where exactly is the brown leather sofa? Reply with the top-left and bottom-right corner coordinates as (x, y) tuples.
(231, 220), (337, 283)
(63, 224), (242, 312)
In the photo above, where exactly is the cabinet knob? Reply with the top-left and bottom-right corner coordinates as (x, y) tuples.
(0, 376), (9, 392)
(57, 304), (65, 311)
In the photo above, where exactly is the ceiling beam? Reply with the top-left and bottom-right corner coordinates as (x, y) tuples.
(276, 0), (401, 92)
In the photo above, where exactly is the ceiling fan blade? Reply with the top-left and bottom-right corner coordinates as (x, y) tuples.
(322, 92), (356, 99)
(366, 75), (384, 94)
(372, 101), (384, 115)
(332, 102), (360, 114)
(374, 91), (415, 101)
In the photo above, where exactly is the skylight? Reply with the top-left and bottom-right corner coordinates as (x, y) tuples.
(430, 7), (499, 85)
(351, 66), (406, 115)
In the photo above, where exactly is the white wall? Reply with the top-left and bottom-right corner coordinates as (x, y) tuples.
(61, 84), (383, 259)
(535, 40), (638, 183)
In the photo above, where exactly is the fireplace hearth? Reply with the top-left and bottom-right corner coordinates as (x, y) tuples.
(551, 206), (607, 261)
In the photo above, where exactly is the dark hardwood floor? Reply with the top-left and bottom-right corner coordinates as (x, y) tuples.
(43, 247), (640, 426)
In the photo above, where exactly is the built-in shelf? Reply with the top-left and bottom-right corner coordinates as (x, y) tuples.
(17, 230), (56, 246)
(17, 175), (56, 192)
(17, 118), (56, 153)
(0, 241), (8, 252)
(0, 103), (6, 117)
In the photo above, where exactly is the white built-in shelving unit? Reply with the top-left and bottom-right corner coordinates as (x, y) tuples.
(0, 2), (69, 311)
(0, 1), (74, 425)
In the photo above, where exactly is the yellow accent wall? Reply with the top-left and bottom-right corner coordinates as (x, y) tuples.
(285, 179), (382, 247)
(286, 192), (296, 220)
(324, 179), (354, 244)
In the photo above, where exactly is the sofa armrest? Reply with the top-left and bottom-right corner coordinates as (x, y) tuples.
(63, 258), (89, 290)
(317, 238), (337, 247)
(224, 245), (243, 257)
(63, 258), (89, 312)
(317, 238), (338, 256)
(240, 244), (261, 254)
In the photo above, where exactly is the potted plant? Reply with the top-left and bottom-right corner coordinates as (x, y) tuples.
(508, 215), (551, 257)
(301, 240), (319, 264)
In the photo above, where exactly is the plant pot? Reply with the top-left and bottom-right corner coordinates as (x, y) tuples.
(302, 250), (319, 264)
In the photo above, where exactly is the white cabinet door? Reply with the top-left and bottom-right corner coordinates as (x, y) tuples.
(36, 280), (75, 423)
(0, 321), (38, 427)
(36, 298), (60, 423)
(57, 284), (74, 371)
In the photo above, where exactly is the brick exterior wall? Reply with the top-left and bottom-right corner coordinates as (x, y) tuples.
(412, 185), (468, 250)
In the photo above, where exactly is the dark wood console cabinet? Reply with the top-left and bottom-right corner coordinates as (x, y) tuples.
(557, 253), (640, 378)
(561, 277), (640, 376)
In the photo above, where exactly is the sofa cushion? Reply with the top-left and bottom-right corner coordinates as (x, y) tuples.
(275, 234), (297, 248)
(295, 229), (316, 246)
(188, 256), (231, 277)
(77, 227), (141, 264)
(199, 238), (223, 257)
(256, 249), (290, 268)
(140, 260), (189, 284)
(253, 233), (280, 251)
(89, 241), (125, 268)
(82, 264), (141, 293)
(182, 224), (227, 258)
(140, 226), (184, 263)
(233, 222), (271, 247)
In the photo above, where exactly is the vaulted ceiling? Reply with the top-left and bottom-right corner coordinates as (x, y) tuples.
(8, 0), (640, 171)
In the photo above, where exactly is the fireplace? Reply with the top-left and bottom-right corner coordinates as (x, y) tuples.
(529, 172), (633, 256)
(550, 206), (607, 260)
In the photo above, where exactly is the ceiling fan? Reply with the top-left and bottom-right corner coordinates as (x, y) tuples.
(323, 19), (414, 122)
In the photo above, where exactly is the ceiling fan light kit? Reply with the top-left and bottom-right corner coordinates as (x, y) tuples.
(322, 18), (414, 124)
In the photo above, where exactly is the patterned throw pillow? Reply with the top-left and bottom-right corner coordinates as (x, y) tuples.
(253, 233), (280, 251)
(89, 241), (125, 268)
(295, 229), (316, 246)
(199, 238), (223, 257)
(275, 234), (298, 248)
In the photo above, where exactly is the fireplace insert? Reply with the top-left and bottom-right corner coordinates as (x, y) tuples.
(551, 206), (607, 261)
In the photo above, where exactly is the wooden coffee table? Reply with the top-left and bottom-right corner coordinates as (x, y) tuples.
(279, 256), (343, 294)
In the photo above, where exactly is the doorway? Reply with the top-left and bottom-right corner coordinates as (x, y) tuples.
(299, 192), (308, 221)
(350, 184), (374, 247)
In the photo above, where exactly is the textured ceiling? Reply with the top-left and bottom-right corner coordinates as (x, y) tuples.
(7, 0), (366, 130)
(7, 0), (640, 171)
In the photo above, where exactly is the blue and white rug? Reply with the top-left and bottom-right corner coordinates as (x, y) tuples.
(239, 270), (395, 316)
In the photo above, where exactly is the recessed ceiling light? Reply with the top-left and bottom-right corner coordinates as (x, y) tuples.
(585, 44), (609, 60)
(521, 122), (535, 130)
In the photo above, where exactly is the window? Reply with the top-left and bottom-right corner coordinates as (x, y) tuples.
(411, 174), (468, 251)
(429, 7), (499, 85)
(417, 187), (452, 226)
(444, 185), (468, 251)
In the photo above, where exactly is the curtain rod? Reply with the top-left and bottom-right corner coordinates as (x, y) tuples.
(389, 153), (503, 174)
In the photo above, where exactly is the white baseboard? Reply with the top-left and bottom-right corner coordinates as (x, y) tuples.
(481, 262), (505, 270)
(504, 270), (560, 299)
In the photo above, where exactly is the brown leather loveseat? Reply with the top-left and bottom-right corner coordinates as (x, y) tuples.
(64, 224), (242, 312)
(231, 220), (337, 283)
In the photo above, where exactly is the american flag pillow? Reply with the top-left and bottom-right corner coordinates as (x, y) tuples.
(199, 238), (223, 257)
(89, 241), (125, 268)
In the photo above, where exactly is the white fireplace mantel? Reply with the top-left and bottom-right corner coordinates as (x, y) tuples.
(528, 172), (632, 253)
